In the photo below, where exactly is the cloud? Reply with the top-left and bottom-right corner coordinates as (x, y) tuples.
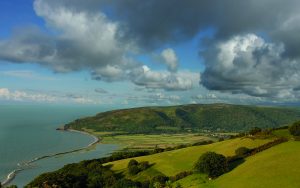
(192, 93), (217, 100)
(201, 34), (300, 98)
(105, 0), (300, 98)
(0, 88), (57, 102)
(129, 65), (199, 91)
(0, 88), (101, 104)
(1, 0), (300, 98)
(0, 0), (130, 78)
(0, 0), (196, 92)
(160, 48), (178, 72)
(126, 92), (181, 104)
(108, 0), (300, 55)
(94, 88), (108, 94)
(1, 70), (56, 80)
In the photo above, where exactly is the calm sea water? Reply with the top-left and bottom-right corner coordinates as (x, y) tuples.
(0, 105), (119, 187)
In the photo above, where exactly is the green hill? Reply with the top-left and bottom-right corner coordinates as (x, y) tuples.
(106, 137), (273, 178)
(177, 141), (300, 188)
(65, 104), (300, 133)
(211, 141), (300, 188)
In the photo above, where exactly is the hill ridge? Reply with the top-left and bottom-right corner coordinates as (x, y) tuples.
(65, 103), (300, 133)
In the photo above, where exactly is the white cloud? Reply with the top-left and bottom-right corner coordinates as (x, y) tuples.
(202, 33), (300, 99)
(160, 48), (178, 72)
(0, 0), (199, 92)
(0, 88), (101, 104)
(129, 65), (199, 91)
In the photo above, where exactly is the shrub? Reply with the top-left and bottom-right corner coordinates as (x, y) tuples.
(192, 140), (213, 146)
(235, 147), (251, 157)
(127, 159), (138, 167)
(194, 152), (228, 178)
(249, 127), (262, 135)
(128, 165), (140, 175)
(138, 161), (150, 171)
(174, 183), (182, 188)
(114, 179), (140, 188)
(289, 121), (300, 136)
(169, 171), (193, 182)
(151, 175), (169, 185)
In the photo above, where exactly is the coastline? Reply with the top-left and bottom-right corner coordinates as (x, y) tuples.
(65, 128), (100, 147)
(1, 128), (101, 187)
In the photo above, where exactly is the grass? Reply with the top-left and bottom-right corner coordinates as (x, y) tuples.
(106, 137), (273, 180)
(101, 134), (214, 150)
(83, 128), (216, 150)
(272, 129), (293, 139)
(211, 141), (300, 188)
(174, 174), (209, 188)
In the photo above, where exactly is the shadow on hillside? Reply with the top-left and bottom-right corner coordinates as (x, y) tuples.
(112, 162), (157, 179)
(228, 158), (245, 171)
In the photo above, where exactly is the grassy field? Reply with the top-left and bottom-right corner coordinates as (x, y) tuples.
(272, 129), (293, 139)
(83, 128), (217, 150)
(105, 137), (273, 181)
(211, 141), (300, 188)
(176, 140), (300, 188)
(100, 134), (214, 149)
(174, 174), (209, 187)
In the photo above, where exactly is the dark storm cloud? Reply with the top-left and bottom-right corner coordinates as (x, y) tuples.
(107, 0), (300, 54)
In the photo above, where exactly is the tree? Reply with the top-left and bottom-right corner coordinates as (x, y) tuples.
(289, 121), (300, 136)
(235, 147), (251, 157)
(138, 161), (150, 171)
(249, 127), (262, 135)
(194, 152), (228, 178)
(153, 182), (162, 188)
(127, 159), (138, 167)
(151, 175), (168, 185)
(128, 165), (140, 175)
(165, 180), (173, 188)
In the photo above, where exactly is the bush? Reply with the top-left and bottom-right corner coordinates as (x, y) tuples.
(151, 175), (169, 185)
(169, 171), (193, 182)
(235, 147), (251, 157)
(128, 165), (140, 175)
(192, 140), (213, 146)
(249, 127), (262, 135)
(128, 159), (139, 167)
(138, 161), (150, 171)
(127, 160), (150, 175)
(194, 152), (228, 178)
(289, 121), (300, 136)
(114, 179), (140, 188)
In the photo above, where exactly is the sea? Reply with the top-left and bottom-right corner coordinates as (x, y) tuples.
(0, 104), (119, 187)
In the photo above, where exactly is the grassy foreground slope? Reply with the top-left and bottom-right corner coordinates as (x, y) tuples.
(65, 104), (300, 133)
(106, 138), (272, 180)
(210, 141), (300, 188)
(175, 136), (300, 188)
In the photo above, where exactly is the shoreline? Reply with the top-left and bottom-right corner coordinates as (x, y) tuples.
(1, 128), (100, 187)
(66, 128), (100, 147)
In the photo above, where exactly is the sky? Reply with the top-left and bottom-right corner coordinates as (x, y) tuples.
(0, 0), (300, 106)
